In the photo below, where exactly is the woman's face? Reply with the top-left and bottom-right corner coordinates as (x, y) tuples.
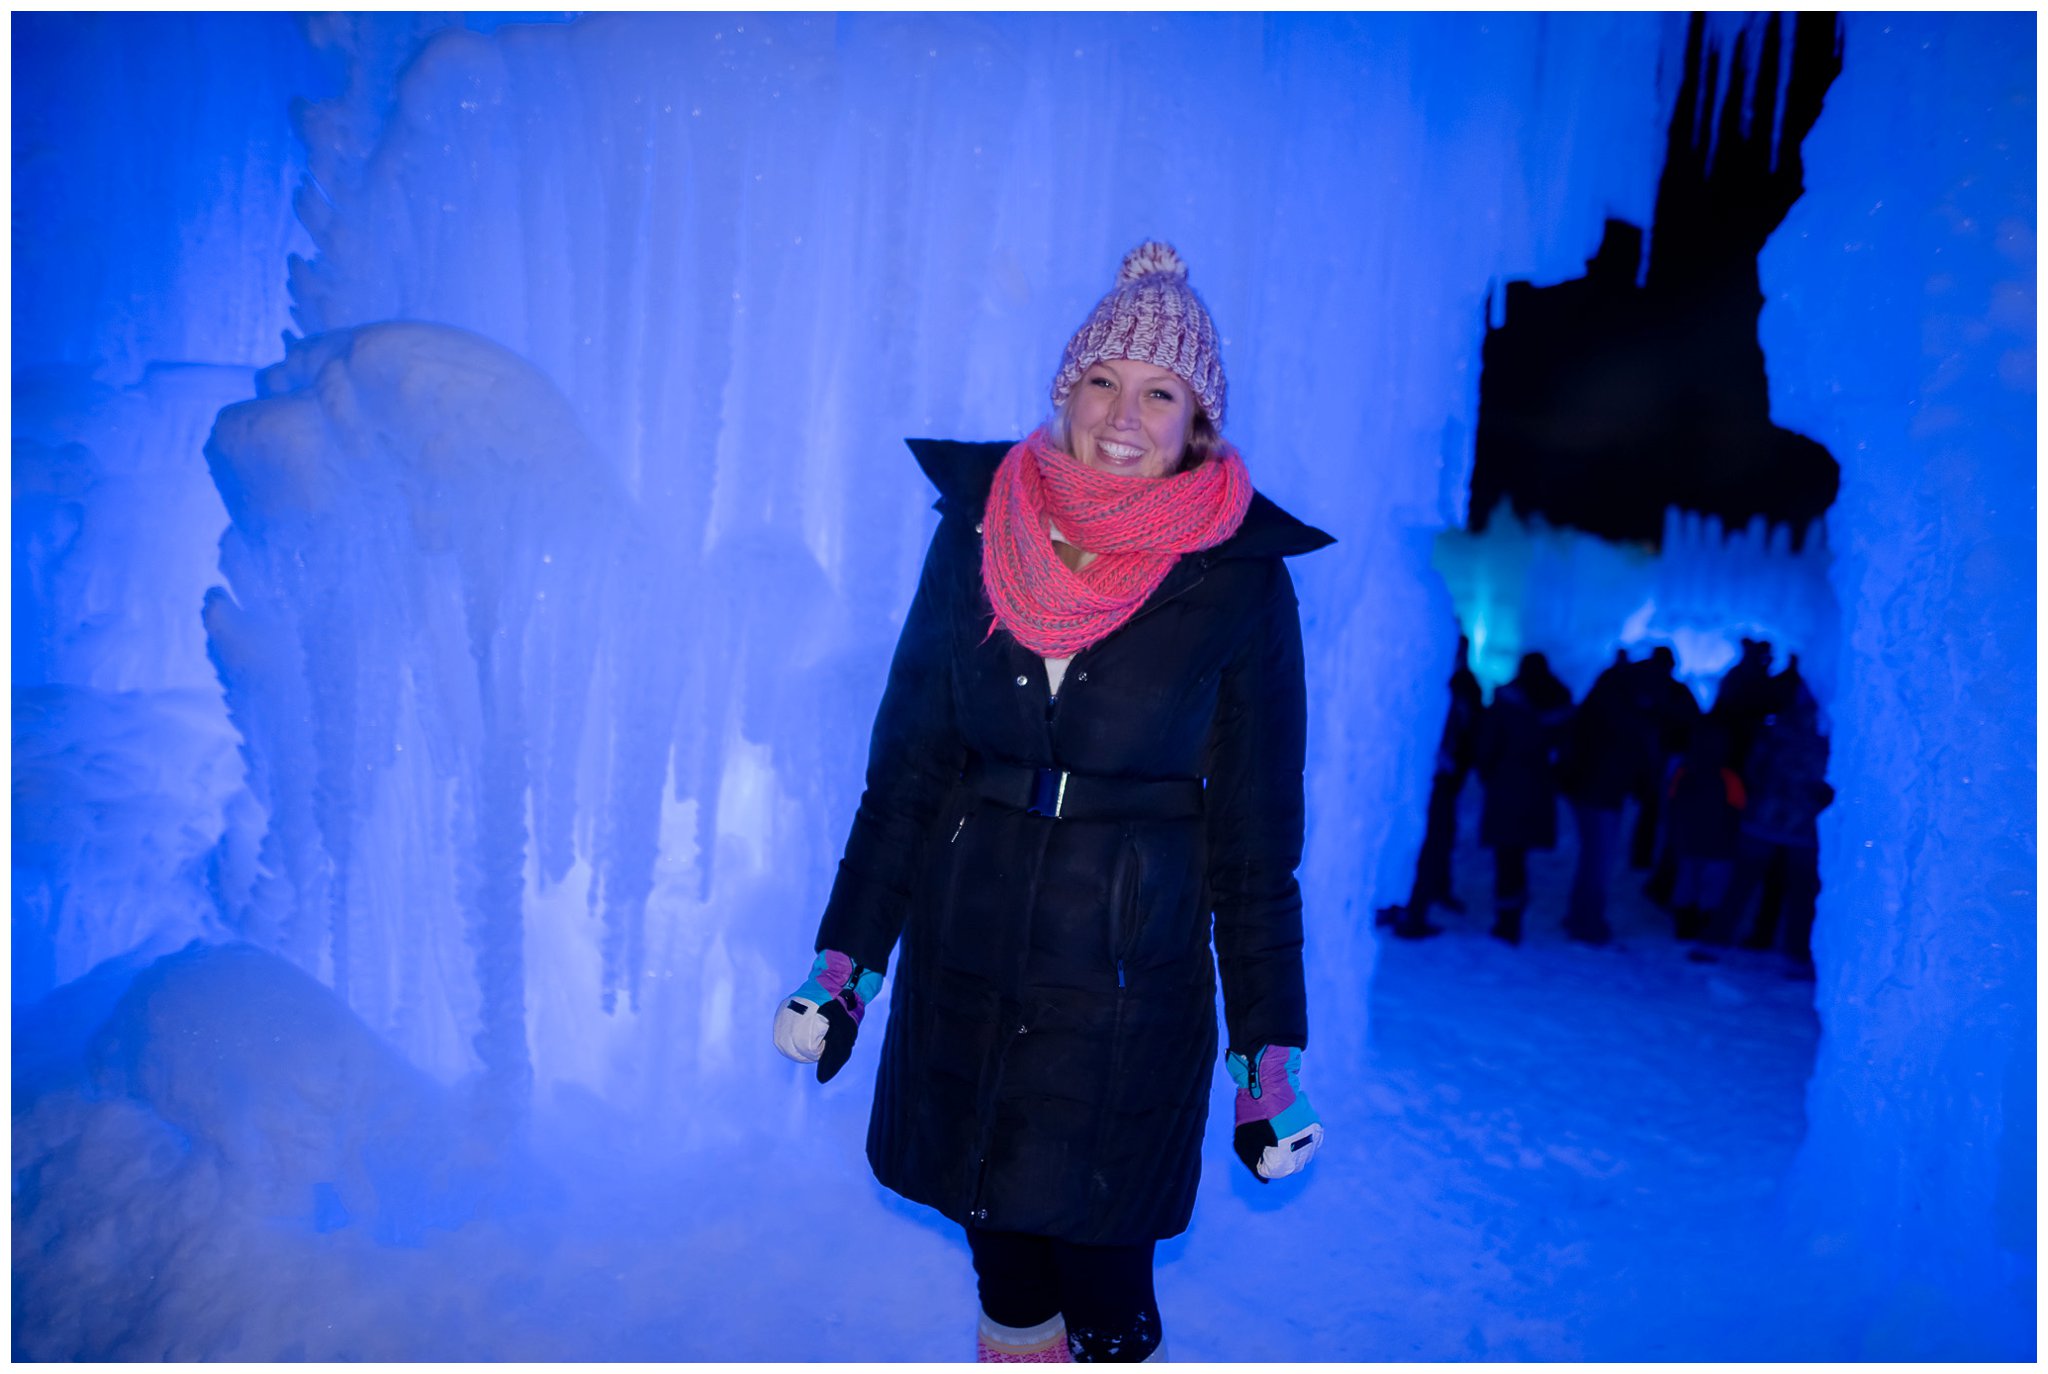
(1068, 358), (1196, 480)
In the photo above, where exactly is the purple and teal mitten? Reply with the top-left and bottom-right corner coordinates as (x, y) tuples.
(772, 949), (884, 1083)
(1226, 1044), (1324, 1181)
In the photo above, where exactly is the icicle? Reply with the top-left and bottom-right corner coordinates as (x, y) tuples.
(1696, 12), (1774, 176)
(1768, 13), (1794, 175)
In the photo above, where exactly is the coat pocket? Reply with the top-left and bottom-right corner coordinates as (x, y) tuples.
(1122, 820), (1207, 975)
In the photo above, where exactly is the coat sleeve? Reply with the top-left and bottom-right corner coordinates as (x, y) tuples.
(814, 519), (968, 972)
(1204, 559), (1311, 1055)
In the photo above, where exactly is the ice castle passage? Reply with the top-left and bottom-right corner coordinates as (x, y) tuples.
(10, 11), (2034, 1361)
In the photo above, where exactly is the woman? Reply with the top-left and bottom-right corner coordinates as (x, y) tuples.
(773, 243), (1331, 1363)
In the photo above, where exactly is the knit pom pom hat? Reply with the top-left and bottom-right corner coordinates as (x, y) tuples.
(1050, 241), (1225, 428)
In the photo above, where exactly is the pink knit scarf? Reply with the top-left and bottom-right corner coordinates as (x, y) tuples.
(981, 427), (1252, 658)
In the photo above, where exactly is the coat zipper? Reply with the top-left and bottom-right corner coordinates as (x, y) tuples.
(950, 815), (967, 844)
(1108, 833), (1136, 988)
(1046, 649), (1083, 726)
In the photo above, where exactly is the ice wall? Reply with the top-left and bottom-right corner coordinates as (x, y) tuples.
(179, 12), (1683, 1110)
(12, 15), (332, 1000)
(11, 14), (323, 384)
(1757, 13), (2035, 1357)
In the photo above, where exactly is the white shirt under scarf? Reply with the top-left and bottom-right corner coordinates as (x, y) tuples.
(1043, 520), (1096, 697)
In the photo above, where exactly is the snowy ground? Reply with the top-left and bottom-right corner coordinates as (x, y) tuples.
(14, 789), (1825, 1361)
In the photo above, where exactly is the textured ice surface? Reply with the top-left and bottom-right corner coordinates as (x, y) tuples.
(10, 13), (323, 385)
(13, 13), (324, 998)
(1755, 13), (2036, 1357)
(205, 320), (625, 1112)
(13, 364), (264, 999)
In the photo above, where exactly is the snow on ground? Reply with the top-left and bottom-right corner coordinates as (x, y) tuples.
(1289, 791), (1822, 1361)
(13, 787), (1822, 1361)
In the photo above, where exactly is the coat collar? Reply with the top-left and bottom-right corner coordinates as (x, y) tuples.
(904, 437), (1335, 560)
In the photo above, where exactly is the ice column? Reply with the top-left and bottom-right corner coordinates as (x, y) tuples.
(1758, 13), (2034, 1357)
(205, 323), (623, 1110)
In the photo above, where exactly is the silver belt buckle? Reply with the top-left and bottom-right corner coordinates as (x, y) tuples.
(1028, 768), (1070, 819)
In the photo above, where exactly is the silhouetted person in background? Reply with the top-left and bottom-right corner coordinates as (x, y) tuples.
(1766, 652), (1808, 714)
(1475, 652), (1572, 946)
(1557, 654), (1655, 945)
(1628, 646), (1701, 870)
(1663, 722), (1748, 942)
(1514, 651), (1573, 716)
(1736, 651), (1810, 929)
(1725, 678), (1832, 971)
(1711, 637), (1775, 770)
(1395, 636), (1485, 940)
(1590, 647), (1630, 699)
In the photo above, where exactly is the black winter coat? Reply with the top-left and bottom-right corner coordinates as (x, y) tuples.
(815, 439), (1332, 1245)
(1476, 684), (1567, 851)
(1740, 711), (1832, 848)
(1666, 764), (1745, 860)
(1557, 672), (1653, 809)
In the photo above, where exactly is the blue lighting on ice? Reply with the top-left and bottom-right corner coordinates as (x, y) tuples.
(10, 11), (2033, 1360)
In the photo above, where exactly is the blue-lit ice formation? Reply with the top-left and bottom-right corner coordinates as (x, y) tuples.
(1758, 13), (2035, 1357)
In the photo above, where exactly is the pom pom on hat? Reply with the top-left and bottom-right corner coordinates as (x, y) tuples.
(1052, 240), (1225, 427)
(1118, 241), (1188, 284)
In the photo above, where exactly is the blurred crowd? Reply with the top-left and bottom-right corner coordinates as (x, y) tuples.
(1387, 635), (1833, 975)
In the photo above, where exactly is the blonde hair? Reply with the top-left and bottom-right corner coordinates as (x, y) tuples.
(1046, 386), (1226, 475)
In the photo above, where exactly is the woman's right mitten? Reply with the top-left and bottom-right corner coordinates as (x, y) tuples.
(772, 949), (883, 1083)
(1225, 1044), (1324, 1181)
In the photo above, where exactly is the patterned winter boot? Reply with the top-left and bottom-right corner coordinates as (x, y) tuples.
(976, 1311), (1073, 1363)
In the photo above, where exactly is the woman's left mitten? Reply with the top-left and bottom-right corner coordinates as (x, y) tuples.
(1225, 1045), (1324, 1181)
(772, 950), (883, 1083)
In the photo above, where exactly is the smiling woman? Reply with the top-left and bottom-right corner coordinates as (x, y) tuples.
(772, 241), (1336, 1362)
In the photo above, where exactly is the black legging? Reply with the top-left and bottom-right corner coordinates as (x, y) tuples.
(967, 1228), (1161, 1362)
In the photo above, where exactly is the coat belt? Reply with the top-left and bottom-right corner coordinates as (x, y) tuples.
(963, 755), (1205, 822)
